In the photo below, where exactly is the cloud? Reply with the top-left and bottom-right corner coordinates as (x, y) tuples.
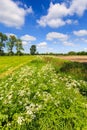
(66, 19), (78, 25)
(46, 32), (69, 41)
(37, 0), (87, 28)
(66, 19), (72, 24)
(69, 0), (87, 16)
(63, 41), (74, 46)
(20, 34), (36, 45)
(37, 2), (69, 28)
(37, 42), (47, 48)
(46, 32), (75, 47)
(81, 38), (87, 43)
(73, 30), (87, 36)
(0, 0), (33, 28)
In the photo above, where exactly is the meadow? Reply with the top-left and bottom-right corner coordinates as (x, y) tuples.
(0, 56), (87, 130)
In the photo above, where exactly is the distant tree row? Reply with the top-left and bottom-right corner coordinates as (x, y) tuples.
(0, 32), (24, 56)
(36, 51), (87, 55)
(0, 32), (38, 56)
(67, 51), (87, 55)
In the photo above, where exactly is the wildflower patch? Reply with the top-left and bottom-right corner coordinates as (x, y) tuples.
(0, 58), (87, 130)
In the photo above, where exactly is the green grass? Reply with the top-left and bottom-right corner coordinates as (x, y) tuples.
(0, 56), (36, 78)
(42, 56), (87, 81)
(0, 56), (87, 130)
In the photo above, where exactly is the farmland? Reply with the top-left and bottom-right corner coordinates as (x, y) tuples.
(56, 56), (87, 63)
(0, 56), (87, 130)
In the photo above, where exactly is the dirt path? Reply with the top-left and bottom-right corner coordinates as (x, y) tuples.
(56, 56), (87, 63)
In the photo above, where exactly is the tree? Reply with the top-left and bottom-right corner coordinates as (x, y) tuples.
(7, 35), (16, 55)
(0, 32), (7, 55)
(30, 45), (36, 55)
(15, 39), (24, 55)
(68, 51), (76, 55)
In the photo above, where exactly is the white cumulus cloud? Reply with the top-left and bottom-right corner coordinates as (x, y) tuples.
(46, 32), (69, 41)
(37, 42), (47, 48)
(20, 34), (36, 45)
(37, 0), (87, 28)
(63, 41), (74, 46)
(73, 30), (87, 36)
(37, 2), (69, 28)
(0, 0), (33, 28)
(69, 0), (87, 16)
(46, 32), (75, 46)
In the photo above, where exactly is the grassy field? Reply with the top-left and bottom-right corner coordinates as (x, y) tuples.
(0, 56), (87, 130)
(0, 56), (35, 78)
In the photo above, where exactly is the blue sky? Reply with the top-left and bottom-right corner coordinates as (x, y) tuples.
(0, 0), (87, 53)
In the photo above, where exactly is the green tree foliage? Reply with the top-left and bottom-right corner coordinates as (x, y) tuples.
(68, 51), (87, 55)
(0, 32), (24, 55)
(30, 45), (36, 55)
(68, 51), (76, 55)
(77, 51), (87, 55)
(15, 39), (24, 55)
(0, 32), (7, 55)
(7, 35), (17, 55)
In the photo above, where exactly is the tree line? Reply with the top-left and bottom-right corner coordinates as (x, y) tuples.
(0, 32), (24, 56)
(0, 32), (38, 56)
(67, 51), (87, 55)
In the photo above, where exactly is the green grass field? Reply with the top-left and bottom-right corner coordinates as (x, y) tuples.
(0, 56), (35, 78)
(0, 56), (87, 130)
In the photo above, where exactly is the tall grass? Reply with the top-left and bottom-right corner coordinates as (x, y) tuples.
(43, 56), (87, 81)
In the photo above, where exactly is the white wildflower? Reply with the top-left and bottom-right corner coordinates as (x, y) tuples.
(17, 116), (24, 125)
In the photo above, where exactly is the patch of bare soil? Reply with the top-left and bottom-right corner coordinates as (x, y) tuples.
(57, 56), (87, 63)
